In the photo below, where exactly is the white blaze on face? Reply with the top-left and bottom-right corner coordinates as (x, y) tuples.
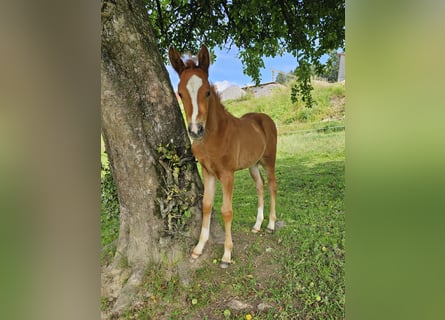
(186, 74), (203, 134)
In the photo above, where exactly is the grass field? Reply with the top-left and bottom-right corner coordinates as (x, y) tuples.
(101, 81), (345, 319)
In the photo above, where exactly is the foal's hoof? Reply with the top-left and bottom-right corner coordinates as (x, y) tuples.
(220, 261), (230, 269)
(266, 228), (275, 234)
(189, 252), (200, 263)
(251, 228), (260, 234)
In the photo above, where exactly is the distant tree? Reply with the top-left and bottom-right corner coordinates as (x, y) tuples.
(276, 72), (289, 85)
(316, 50), (340, 82)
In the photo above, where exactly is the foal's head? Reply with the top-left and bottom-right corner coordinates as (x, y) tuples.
(169, 45), (212, 140)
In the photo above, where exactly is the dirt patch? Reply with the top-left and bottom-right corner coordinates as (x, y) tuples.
(324, 95), (345, 121)
(187, 230), (282, 318)
(101, 228), (287, 319)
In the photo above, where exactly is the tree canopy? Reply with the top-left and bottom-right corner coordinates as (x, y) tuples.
(146, 0), (345, 106)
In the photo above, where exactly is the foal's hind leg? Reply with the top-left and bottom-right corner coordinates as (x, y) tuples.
(249, 165), (265, 233)
(264, 163), (277, 233)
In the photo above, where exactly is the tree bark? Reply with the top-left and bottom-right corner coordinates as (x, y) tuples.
(101, 0), (223, 315)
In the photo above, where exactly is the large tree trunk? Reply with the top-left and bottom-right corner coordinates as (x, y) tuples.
(101, 0), (223, 316)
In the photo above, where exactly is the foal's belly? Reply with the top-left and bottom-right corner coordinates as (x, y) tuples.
(234, 145), (264, 170)
(234, 123), (267, 169)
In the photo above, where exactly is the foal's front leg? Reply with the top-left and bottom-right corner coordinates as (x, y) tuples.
(191, 169), (216, 262)
(220, 172), (234, 268)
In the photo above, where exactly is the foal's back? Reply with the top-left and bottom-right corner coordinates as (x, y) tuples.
(212, 111), (275, 172)
(241, 112), (277, 145)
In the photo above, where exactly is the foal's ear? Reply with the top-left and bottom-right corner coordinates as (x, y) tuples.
(198, 45), (210, 74)
(169, 47), (185, 75)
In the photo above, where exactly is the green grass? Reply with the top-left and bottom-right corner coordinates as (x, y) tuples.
(225, 81), (345, 127)
(101, 81), (345, 319)
(206, 132), (345, 319)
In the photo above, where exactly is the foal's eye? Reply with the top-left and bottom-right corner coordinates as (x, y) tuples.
(205, 90), (210, 97)
(178, 92), (182, 98)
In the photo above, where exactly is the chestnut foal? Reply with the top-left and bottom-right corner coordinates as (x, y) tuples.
(169, 45), (277, 268)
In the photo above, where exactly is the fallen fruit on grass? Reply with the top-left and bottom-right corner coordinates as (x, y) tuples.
(191, 298), (198, 305)
(223, 309), (231, 317)
(246, 314), (252, 320)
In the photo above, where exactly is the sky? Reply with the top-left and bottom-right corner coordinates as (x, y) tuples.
(166, 47), (299, 92)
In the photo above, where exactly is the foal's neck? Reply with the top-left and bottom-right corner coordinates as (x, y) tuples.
(205, 87), (232, 135)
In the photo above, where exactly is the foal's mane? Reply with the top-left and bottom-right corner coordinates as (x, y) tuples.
(184, 59), (199, 70)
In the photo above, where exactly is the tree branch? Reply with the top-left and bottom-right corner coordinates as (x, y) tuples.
(155, 0), (165, 35)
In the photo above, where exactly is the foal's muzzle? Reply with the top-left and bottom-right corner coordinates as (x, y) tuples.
(188, 122), (205, 140)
